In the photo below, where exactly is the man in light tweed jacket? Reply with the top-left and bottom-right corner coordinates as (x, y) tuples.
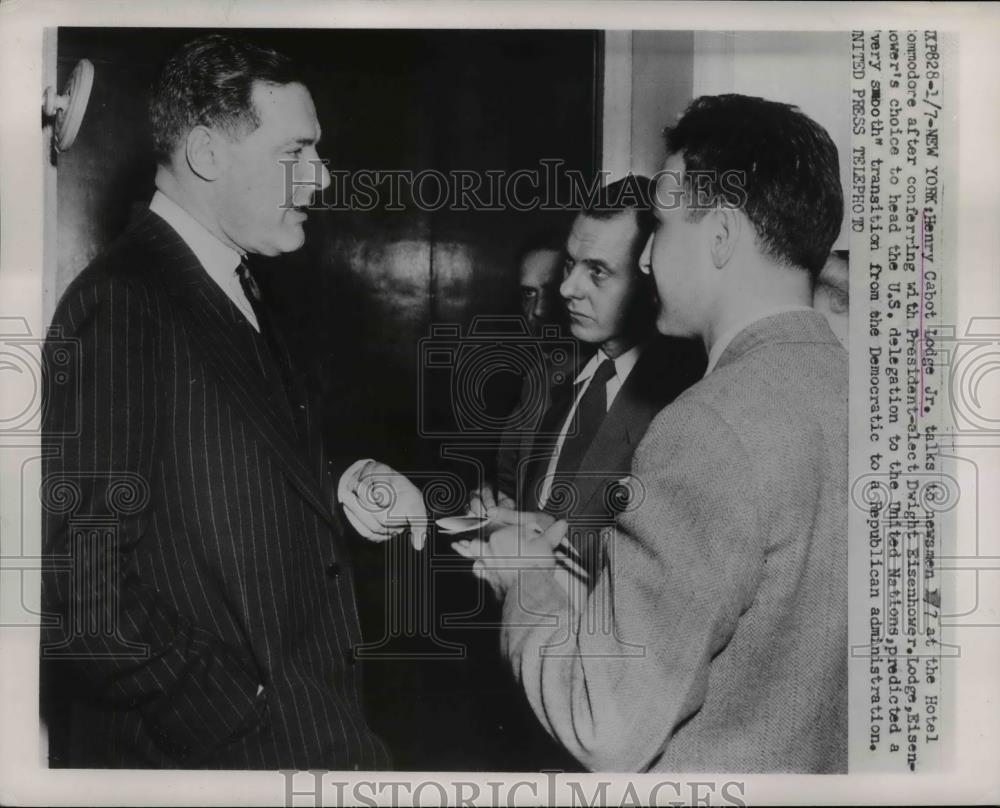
(465, 94), (848, 772)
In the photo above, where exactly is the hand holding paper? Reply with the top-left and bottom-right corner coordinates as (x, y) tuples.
(337, 459), (428, 550)
(451, 515), (577, 598)
(467, 483), (515, 518)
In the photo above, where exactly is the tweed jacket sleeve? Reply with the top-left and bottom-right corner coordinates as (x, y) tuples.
(500, 394), (771, 771)
(42, 275), (266, 762)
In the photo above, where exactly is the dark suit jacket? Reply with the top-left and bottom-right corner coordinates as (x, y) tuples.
(496, 336), (706, 574)
(40, 210), (390, 769)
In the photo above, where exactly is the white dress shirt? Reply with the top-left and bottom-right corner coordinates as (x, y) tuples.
(704, 305), (814, 376)
(537, 344), (643, 508)
(149, 190), (260, 332)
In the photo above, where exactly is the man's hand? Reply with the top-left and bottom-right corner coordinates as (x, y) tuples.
(337, 459), (427, 550)
(452, 516), (568, 599)
(467, 483), (515, 518)
(487, 506), (555, 531)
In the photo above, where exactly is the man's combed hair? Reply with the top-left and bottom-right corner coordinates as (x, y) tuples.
(664, 94), (843, 278)
(149, 34), (302, 165)
(581, 175), (655, 230)
(580, 174), (657, 261)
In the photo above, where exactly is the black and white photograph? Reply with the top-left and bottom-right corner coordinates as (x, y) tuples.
(1, 2), (998, 806)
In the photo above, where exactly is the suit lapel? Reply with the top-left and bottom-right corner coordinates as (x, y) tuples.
(518, 373), (577, 508)
(573, 352), (658, 515)
(137, 211), (338, 529)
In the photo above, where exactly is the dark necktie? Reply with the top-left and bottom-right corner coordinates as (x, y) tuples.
(236, 260), (307, 438)
(520, 373), (577, 509)
(236, 259), (270, 337)
(554, 358), (617, 479)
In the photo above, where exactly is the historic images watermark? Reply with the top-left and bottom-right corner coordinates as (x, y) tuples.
(279, 770), (748, 807)
(282, 160), (749, 214)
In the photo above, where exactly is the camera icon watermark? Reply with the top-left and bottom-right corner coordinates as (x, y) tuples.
(417, 316), (576, 439)
(935, 316), (1000, 442)
(933, 317), (1000, 630)
(0, 317), (79, 441)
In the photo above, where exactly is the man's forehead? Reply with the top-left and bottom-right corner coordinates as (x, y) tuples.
(657, 153), (685, 190)
(652, 153), (687, 219)
(248, 80), (321, 138)
(569, 212), (639, 256)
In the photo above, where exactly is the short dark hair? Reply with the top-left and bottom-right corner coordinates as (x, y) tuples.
(149, 34), (303, 165)
(663, 94), (843, 278)
(579, 174), (657, 264)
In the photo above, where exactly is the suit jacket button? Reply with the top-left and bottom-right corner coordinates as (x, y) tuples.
(326, 561), (341, 579)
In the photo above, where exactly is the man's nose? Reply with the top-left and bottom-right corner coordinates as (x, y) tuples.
(560, 266), (582, 299)
(308, 150), (331, 192)
(317, 158), (331, 191)
(292, 154), (330, 205)
(639, 234), (653, 275)
(533, 293), (550, 320)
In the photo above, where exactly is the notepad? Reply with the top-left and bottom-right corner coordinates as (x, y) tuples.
(435, 515), (489, 534)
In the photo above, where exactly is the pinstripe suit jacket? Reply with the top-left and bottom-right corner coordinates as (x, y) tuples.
(40, 210), (390, 769)
(501, 311), (848, 772)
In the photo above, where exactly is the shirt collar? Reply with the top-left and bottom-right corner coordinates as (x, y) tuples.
(149, 190), (243, 279)
(704, 304), (814, 376)
(149, 191), (260, 331)
(575, 342), (643, 386)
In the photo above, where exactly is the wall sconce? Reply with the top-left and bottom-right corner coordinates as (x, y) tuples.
(42, 58), (94, 153)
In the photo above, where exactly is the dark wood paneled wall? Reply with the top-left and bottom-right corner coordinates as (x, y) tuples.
(57, 27), (596, 466)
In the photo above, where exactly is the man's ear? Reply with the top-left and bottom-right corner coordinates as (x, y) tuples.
(185, 126), (223, 181)
(708, 206), (742, 270)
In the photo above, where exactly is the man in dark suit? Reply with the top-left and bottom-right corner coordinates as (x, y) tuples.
(470, 177), (705, 579)
(458, 178), (703, 771)
(468, 95), (848, 772)
(40, 34), (424, 769)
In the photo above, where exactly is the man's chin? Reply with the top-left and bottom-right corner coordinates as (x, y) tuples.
(270, 226), (307, 256)
(568, 320), (596, 343)
(656, 313), (685, 337)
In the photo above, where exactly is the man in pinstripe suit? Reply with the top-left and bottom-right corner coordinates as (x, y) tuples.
(41, 34), (425, 769)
